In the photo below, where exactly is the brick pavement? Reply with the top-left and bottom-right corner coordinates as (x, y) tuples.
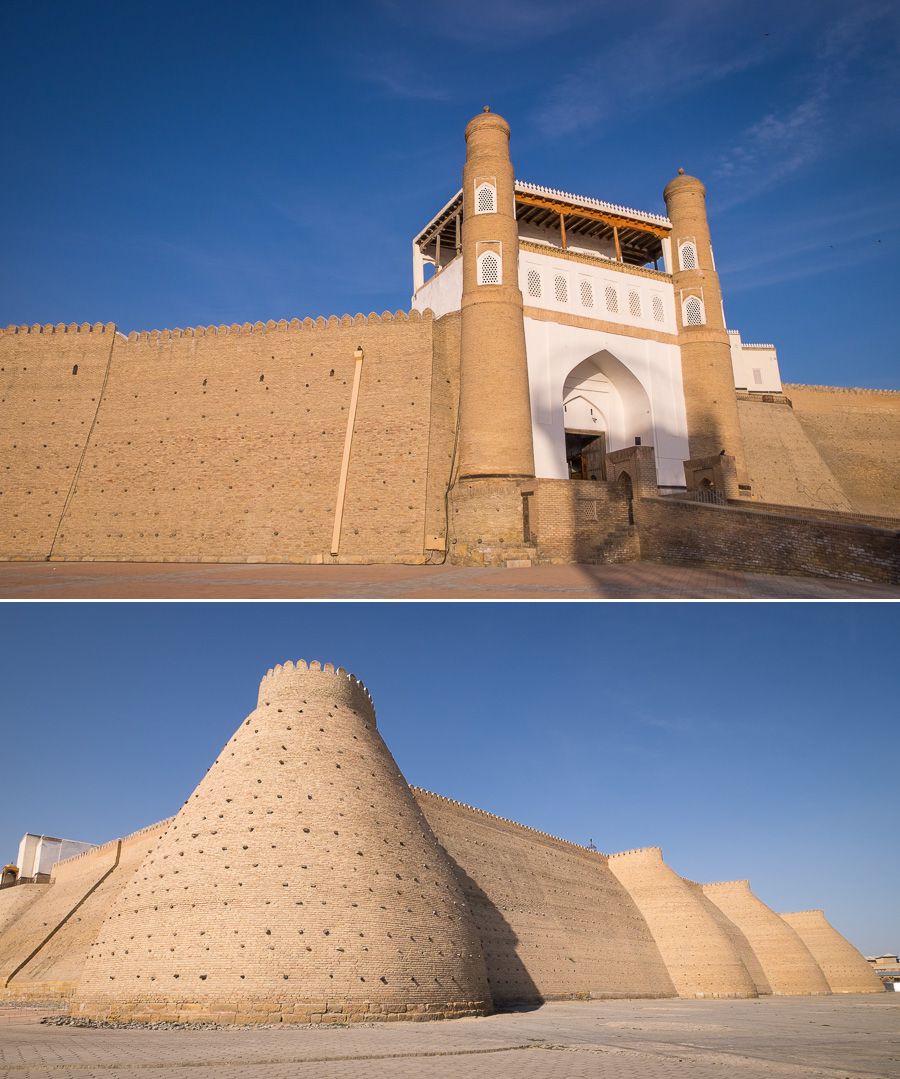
(0, 995), (897, 1078)
(0, 562), (896, 600)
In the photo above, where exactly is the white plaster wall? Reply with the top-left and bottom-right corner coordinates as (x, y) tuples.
(728, 330), (783, 392)
(525, 317), (690, 488)
(411, 256), (463, 318)
(16, 834), (97, 877)
(519, 249), (676, 337)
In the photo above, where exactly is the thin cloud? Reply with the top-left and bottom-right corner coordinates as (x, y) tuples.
(531, 1), (778, 139)
(714, 4), (899, 209)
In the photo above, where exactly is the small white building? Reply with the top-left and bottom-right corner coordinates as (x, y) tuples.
(16, 833), (97, 881)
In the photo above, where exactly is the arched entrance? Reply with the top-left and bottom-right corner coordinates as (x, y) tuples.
(561, 353), (652, 481)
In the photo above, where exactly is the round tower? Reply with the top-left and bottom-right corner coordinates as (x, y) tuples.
(780, 910), (884, 994)
(607, 848), (757, 998)
(72, 661), (490, 1025)
(701, 881), (830, 996)
(664, 171), (748, 488)
(456, 108), (534, 480)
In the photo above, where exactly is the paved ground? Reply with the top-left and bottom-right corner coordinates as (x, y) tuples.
(0, 562), (896, 599)
(1, 996), (897, 1078)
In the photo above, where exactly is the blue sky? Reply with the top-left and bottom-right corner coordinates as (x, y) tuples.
(1, 0), (898, 388)
(1, 601), (896, 955)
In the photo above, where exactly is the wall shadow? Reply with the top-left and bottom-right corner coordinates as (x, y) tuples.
(442, 851), (543, 1011)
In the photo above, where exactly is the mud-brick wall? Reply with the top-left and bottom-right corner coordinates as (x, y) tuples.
(736, 397), (851, 511)
(1, 311), (457, 564)
(635, 497), (898, 585)
(0, 324), (115, 560)
(413, 789), (676, 1003)
(785, 385), (900, 518)
(4, 821), (169, 998)
(0, 838), (122, 999)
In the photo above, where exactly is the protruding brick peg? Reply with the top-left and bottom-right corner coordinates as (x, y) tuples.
(456, 109), (535, 481)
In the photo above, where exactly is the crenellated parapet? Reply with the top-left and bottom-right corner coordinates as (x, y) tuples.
(0, 322), (116, 336)
(256, 659), (375, 721)
(119, 309), (432, 344)
(412, 786), (607, 856)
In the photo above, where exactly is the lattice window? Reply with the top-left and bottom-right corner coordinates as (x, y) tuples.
(683, 295), (704, 325)
(527, 268), (542, 298)
(474, 181), (496, 215)
(753, 368), (763, 385)
(652, 295), (665, 323)
(579, 278), (594, 308)
(477, 251), (501, 285)
(628, 290), (641, 318)
(554, 274), (568, 303)
(605, 285), (619, 313)
(679, 241), (697, 270)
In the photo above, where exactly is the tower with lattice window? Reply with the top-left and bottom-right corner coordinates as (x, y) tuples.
(664, 170), (749, 487)
(456, 108), (534, 480)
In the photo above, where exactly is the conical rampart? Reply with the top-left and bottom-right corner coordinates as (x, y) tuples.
(72, 661), (490, 1024)
(414, 789), (676, 1003)
(701, 881), (829, 996)
(681, 878), (772, 995)
(780, 910), (883, 994)
(606, 848), (756, 998)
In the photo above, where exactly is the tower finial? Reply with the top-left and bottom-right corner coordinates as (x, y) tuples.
(483, 104), (491, 112)
(678, 167), (685, 175)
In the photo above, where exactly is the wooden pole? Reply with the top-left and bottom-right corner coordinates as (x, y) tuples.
(559, 212), (567, 251)
(455, 212), (461, 254)
(330, 347), (365, 558)
(613, 226), (622, 262)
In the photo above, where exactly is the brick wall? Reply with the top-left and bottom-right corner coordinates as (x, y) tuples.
(635, 497), (898, 584)
(3, 822), (169, 998)
(780, 910), (884, 994)
(737, 396), (850, 510)
(1, 312), (456, 564)
(785, 384), (900, 517)
(607, 848), (757, 998)
(0, 324), (115, 560)
(413, 789), (676, 1004)
(0, 883), (46, 937)
(0, 838), (121, 999)
(525, 479), (635, 563)
(701, 881), (829, 996)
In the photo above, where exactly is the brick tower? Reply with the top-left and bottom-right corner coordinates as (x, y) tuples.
(664, 171), (749, 489)
(702, 881), (830, 995)
(780, 910), (884, 993)
(456, 107), (534, 480)
(607, 848), (758, 998)
(72, 661), (490, 1025)
(449, 108), (535, 563)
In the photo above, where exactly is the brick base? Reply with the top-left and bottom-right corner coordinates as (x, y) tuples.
(69, 996), (490, 1025)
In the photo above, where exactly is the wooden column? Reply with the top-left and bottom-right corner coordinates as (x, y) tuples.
(559, 212), (567, 251)
(613, 226), (622, 262)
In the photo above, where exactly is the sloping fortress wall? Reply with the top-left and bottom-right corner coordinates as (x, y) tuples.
(0, 883), (46, 937)
(679, 878), (772, 995)
(0, 659), (878, 1022)
(606, 848), (758, 998)
(72, 661), (490, 1025)
(780, 910), (884, 994)
(413, 788), (676, 1003)
(0, 313), (459, 564)
(0, 822), (169, 1000)
(701, 881), (829, 996)
(784, 385), (900, 518)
